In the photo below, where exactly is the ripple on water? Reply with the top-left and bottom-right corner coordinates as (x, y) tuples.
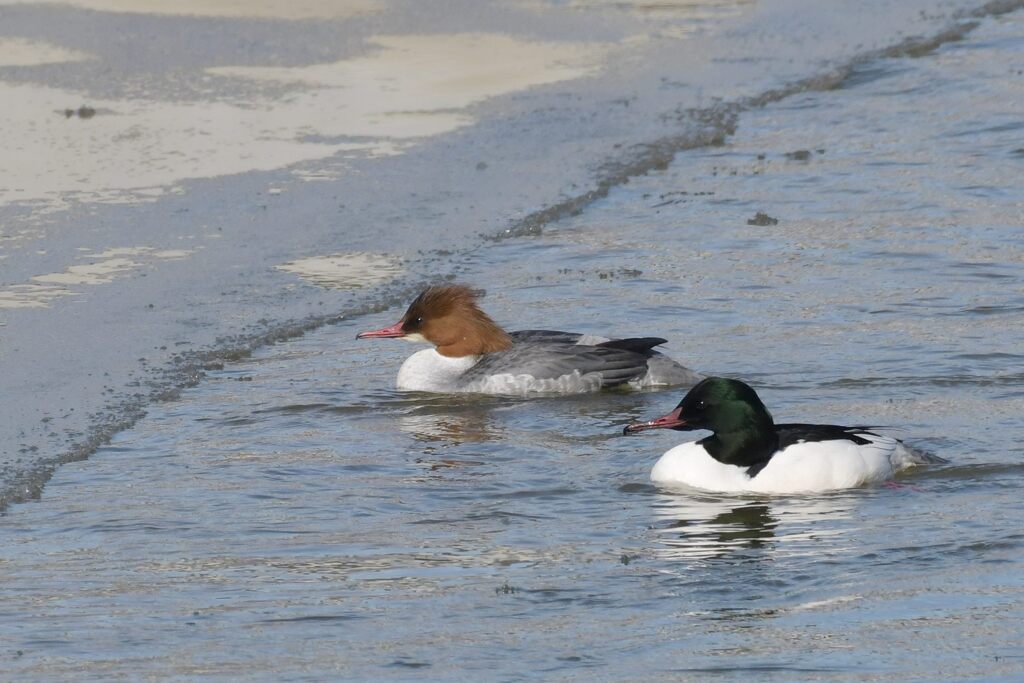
(3, 9), (1024, 682)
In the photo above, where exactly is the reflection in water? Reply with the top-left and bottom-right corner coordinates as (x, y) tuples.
(650, 493), (855, 564)
(702, 503), (777, 546)
(400, 412), (498, 445)
(651, 496), (777, 562)
(397, 395), (509, 445)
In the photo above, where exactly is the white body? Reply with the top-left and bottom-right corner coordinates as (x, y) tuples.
(650, 433), (920, 494)
(396, 349), (478, 392)
(396, 348), (612, 394)
(395, 345), (691, 395)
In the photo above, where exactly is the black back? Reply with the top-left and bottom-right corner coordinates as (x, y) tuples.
(774, 423), (879, 449)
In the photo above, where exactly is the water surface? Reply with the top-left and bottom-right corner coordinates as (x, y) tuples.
(2, 7), (1024, 682)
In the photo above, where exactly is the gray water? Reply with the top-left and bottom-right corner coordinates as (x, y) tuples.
(0, 0), (1002, 506)
(2, 7), (1024, 682)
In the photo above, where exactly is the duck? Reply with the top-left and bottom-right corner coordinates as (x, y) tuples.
(356, 284), (702, 394)
(623, 377), (944, 493)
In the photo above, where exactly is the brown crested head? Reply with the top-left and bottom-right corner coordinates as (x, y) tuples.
(399, 284), (511, 357)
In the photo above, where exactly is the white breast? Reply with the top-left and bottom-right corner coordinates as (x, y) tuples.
(395, 349), (606, 395)
(651, 442), (753, 492)
(650, 433), (901, 494)
(396, 349), (479, 392)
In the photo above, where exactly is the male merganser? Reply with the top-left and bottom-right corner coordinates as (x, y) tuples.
(356, 284), (702, 394)
(623, 377), (945, 494)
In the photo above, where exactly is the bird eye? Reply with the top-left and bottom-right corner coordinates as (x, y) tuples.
(696, 400), (706, 410)
(414, 316), (423, 325)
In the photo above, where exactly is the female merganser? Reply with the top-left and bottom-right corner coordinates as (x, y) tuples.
(356, 284), (702, 394)
(623, 377), (944, 494)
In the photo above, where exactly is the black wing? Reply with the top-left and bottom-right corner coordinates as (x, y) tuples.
(510, 331), (667, 355)
(774, 423), (880, 448)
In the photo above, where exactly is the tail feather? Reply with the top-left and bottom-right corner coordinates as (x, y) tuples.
(896, 441), (948, 466)
(597, 337), (667, 354)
